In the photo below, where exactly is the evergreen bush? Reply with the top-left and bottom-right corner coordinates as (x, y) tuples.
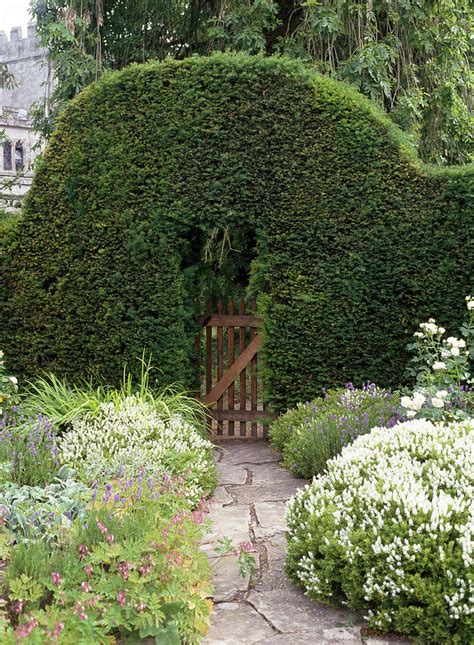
(2, 54), (473, 408)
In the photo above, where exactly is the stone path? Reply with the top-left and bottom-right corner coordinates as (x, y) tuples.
(202, 441), (410, 645)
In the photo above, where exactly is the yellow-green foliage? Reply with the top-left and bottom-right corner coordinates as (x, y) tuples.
(2, 54), (473, 409)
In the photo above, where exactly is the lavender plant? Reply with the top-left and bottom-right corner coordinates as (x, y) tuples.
(271, 384), (400, 479)
(0, 412), (59, 487)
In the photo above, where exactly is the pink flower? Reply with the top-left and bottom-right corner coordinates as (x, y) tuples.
(106, 533), (115, 544)
(53, 622), (65, 638)
(79, 612), (88, 621)
(192, 510), (203, 524)
(240, 541), (253, 553)
(117, 590), (126, 606)
(78, 544), (90, 559)
(81, 581), (92, 593)
(96, 520), (108, 535)
(15, 617), (38, 638)
(51, 572), (62, 586)
(84, 564), (94, 578)
(136, 602), (147, 613)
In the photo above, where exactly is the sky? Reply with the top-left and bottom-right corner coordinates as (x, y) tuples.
(0, 0), (32, 38)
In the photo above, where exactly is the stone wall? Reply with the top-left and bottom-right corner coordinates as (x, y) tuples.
(0, 23), (51, 207)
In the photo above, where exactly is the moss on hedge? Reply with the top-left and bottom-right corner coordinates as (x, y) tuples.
(2, 54), (473, 408)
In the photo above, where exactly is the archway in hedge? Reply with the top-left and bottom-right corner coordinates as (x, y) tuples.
(2, 54), (473, 410)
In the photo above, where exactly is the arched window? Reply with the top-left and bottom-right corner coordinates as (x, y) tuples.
(15, 142), (24, 171)
(3, 141), (12, 170)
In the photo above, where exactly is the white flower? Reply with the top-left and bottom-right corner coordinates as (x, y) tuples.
(438, 327), (446, 334)
(431, 398), (445, 409)
(450, 347), (460, 357)
(432, 362), (446, 370)
(436, 390), (448, 399)
(414, 331), (424, 339)
(420, 322), (438, 335)
(406, 410), (417, 418)
(8, 376), (18, 385)
(401, 396), (413, 409)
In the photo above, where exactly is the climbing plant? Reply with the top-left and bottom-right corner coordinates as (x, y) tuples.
(30, 0), (473, 164)
(2, 54), (473, 409)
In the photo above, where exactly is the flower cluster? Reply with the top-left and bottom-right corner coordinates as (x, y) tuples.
(285, 419), (474, 644)
(0, 350), (18, 415)
(59, 395), (216, 504)
(403, 296), (474, 421)
(270, 383), (400, 479)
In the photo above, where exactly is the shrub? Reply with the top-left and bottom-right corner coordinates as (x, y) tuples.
(2, 54), (473, 410)
(0, 466), (90, 543)
(59, 395), (216, 504)
(1, 476), (212, 643)
(270, 384), (400, 478)
(0, 350), (18, 415)
(286, 419), (474, 644)
(400, 295), (474, 422)
(0, 412), (59, 487)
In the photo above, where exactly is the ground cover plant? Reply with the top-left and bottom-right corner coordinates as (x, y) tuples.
(2, 55), (473, 411)
(0, 353), (218, 642)
(270, 383), (400, 479)
(286, 418), (474, 644)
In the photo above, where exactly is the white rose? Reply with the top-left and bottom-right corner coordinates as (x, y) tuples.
(436, 390), (448, 398)
(412, 392), (426, 405)
(8, 376), (18, 385)
(468, 301), (474, 310)
(450, 347), (460, 356)
(414, 331), (424, 338)
(406, 410), (417, 418)
(432, 362), (446, 370)
(431, 397), (445, 409)
(438, 327), (446, 334)
(401, 396), (413, 409)
(457, 339), (466, 348)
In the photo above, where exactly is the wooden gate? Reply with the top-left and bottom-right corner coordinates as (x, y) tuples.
(196, 300), (273, 438)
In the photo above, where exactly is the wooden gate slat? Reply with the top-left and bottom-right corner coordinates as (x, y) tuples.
(239, 299), (247, 437)
(205, 300), (213, 397)
(250, 300), (258, 438)
(216, 300), (224, 435)
(227, 299), (235, 436)
(203, 334), (262, 405)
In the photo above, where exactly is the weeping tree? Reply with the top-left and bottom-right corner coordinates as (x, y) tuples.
(30, 0), (473, 164)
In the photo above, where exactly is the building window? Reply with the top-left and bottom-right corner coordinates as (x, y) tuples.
(3, 141), (12, 170)
(15, 142), (24, 171)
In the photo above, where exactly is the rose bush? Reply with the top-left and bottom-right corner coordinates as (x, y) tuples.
(286, 418), (474, 644)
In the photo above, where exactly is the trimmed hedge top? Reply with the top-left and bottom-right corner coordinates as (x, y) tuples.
(2, 54), (473, 409)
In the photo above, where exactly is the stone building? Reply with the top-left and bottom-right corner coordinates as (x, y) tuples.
(0, 23), (52, 207)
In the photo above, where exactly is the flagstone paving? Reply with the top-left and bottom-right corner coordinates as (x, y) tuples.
(202, 441), (410, 645)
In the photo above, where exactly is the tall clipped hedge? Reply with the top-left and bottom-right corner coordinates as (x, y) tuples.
(2, 54), (473, 409)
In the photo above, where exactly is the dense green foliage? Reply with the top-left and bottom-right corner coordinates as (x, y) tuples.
(286, 419), (474, 643)
(269, 384), (400, 478)
(31, 0), (473, 163)
(2, 55), (473, 408)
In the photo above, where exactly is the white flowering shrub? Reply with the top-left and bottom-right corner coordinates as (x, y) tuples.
(286, 419), (474, 644)
(59, 396), (216, 504)
(401, 295), (474, 421)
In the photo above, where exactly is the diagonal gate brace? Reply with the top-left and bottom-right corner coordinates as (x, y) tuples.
(203, 334), (262, 405)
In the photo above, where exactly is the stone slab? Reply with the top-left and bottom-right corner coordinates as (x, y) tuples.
(211, 486), (233, 508)
(216, 463), (248, 486)
(210, 554), (251, 602)
(250, 462), (305, 486)
(248, 587), (363, 634)
(230, 481), (304, 504)
(253, 501), (287, 539)
(203, 505), (251, 545)
(203, 601), (275, 644)
(265, 534), (287, 564)
(219, 442), (281, 466)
